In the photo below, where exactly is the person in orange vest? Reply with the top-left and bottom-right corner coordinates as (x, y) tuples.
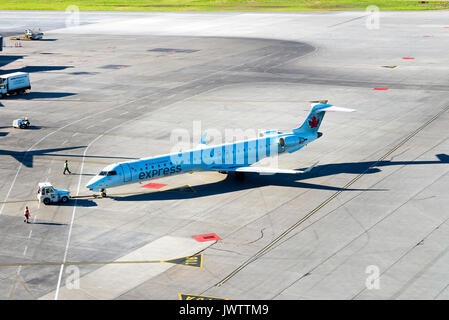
(24, 206), (31, 223)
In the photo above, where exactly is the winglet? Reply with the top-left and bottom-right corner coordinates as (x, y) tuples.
(196, 132), (208, 149)
(200, 132), (207, 145)
(303, 161), (319, 173)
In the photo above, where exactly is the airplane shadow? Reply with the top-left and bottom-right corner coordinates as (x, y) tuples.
(0, 65), (73, 75)
(111, 154), (449, 202)
(0, 55), (24, 68)
(304, 154), (449, 180)
(0, 145), (138, 167)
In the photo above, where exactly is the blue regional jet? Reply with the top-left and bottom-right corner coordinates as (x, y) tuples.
(86, 103), (355, 196)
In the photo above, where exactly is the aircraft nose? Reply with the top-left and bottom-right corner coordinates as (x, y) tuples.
(86, 176), (102, 189)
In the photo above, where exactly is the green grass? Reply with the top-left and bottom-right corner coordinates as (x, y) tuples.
(0, 0), (447, 11)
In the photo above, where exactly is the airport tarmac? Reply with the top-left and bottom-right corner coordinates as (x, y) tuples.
(0, 10), (449, 300)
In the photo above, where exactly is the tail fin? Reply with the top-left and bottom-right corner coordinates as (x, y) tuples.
(293, 103), (356, 135)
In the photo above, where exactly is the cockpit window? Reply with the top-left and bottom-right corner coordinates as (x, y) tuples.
(99, 170), (117, 176)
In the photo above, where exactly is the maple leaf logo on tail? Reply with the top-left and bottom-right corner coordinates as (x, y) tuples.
(308, 116), (320, 128)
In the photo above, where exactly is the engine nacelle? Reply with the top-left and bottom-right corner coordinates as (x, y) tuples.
(279, 135), (309, 149)
(279, 136), (302, 148)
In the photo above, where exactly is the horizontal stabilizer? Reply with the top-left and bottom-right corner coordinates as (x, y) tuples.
(312, 104), (356, 113)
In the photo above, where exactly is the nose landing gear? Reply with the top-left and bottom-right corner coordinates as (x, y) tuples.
(100, 188), (107, 197)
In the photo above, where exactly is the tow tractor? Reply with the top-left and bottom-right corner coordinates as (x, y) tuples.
(13, 117), (30, 129)
(37, 182), (101, 205)
(37, 182), (71, 205)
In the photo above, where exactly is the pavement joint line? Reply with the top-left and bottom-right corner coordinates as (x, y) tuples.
(213, 104), (449, 288)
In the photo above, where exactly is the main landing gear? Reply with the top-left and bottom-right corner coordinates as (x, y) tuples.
(218, 171), (245, 180)
(235, 172), (245, 180)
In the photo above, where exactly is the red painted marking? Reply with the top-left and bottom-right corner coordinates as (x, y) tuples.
(193, 233), (221, 242)
(373, 88), (389, 90)
(402, 57), (415, 60)
(423, 35), (433, 38)
(142, 183), (167, 189)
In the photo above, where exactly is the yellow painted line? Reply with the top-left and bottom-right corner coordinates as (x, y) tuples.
(0, 199), (38, 205)
(214, 105), (449, 288)
(0, 260), (160, 267)
(0, 254), (202, 268)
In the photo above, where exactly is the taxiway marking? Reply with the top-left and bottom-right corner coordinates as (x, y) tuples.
(0, 254), (203, 268)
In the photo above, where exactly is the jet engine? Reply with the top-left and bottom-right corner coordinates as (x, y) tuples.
(279, 136), (300, 148)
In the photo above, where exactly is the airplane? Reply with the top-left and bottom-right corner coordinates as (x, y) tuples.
(86, 102), (355, 197)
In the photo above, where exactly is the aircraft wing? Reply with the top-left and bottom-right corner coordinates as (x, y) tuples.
(210, 161), (318, 174)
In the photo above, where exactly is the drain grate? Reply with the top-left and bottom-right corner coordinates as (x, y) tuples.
(148, 48), (199, 54)
(100, 64), (130, 69)
(71, 71), (98, 75)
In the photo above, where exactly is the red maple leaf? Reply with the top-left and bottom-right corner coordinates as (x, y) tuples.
(308, 116), (320, 128)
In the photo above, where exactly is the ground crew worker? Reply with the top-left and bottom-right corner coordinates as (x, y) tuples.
(63, 160), (72, 175)
(24, 206), (31, 223)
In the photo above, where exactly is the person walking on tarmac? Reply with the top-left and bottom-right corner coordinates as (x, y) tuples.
(24, 206), (31, 223)
(63, 160), (72, 175)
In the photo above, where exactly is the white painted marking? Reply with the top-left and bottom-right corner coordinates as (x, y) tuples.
(54, 115), (143, 300)
(23, 246), (28, 256)
(120, 111), (129, 115)
(101, 118), (112, 122)
(28, 230), (32, 238)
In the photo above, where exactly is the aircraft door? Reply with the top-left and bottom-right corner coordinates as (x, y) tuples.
(120, 164), (132, 183)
